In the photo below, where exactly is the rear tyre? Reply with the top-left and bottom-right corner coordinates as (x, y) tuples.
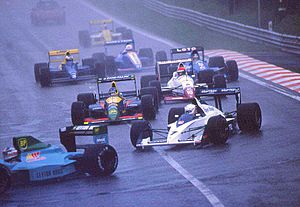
(0, 165), (11, 195)
(141, 94), (156, 120)
(206, 115), (229, 145)
(140, 75), (156, 88)
(95, 62), (106, 78)
(208, 56), (225, 68)
(105, 56), (117, 76)
(198, 69), (215, 86)
(82, 58), (95, 68)
(77, 93), (96, 107)
(155, 50), (167, 62)
(78, 30), (91, 48)
(122, 29), (133, 39)
(168, 107), (185, 125)
(213, 74), (227, 88)
(39, 67), (51, 87)
(130, 120), (153, 149)
(71, 101), (86, 125)
(237, 103), (262, 133)
(140, 87), (159, 111)
(92, 52), (106, 63)
(149, 80), (162, 102)
(226, 60), (239, 81)
(34, 63), (47, 83)
(84, 144), (118, 176)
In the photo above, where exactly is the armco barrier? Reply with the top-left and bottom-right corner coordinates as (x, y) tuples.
(144, 0), (300, 55)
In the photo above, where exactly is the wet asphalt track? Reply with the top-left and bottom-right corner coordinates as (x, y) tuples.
(0, 1), (300, 207)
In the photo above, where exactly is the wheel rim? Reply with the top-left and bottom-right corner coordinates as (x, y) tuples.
(97, 147), (117, 173)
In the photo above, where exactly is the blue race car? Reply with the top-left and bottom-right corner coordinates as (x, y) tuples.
(100, 39), (154, 74)
(0, 125), (118, 194)
(34, 49), (103, 87)
(155, 46), (239, 88)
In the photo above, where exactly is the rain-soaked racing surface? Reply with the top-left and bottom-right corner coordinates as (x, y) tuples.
(0, 1), (300, 207)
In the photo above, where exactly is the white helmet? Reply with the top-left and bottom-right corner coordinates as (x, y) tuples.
(125, 44), (133, 51)
(184, 104), (196, 115)
(2, 147), (18, 161)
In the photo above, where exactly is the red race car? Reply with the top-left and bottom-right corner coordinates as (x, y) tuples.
(30, 0), (65, 26)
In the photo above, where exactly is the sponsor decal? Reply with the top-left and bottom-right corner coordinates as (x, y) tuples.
(175, 47), (197, 53)
(26, 151), (46, 163)
(18, 138), (28, 150)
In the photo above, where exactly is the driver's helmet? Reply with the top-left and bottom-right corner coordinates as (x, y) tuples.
(125, 44), (133, 52)
(108, 81), (119, 96)
(184, 104), (196, 115)
(2, 147), (18, 161)
(191, 50), (200, 61)
(177, 64), (187, 77)
(65, 51), (73, 61)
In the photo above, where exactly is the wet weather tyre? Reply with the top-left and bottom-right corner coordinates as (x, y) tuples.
(78, 30), (91, 48)
(237, 103), (262, 133)
(77, 93), (96, 107)
(207, 115), (229, 145)
(226, 60), (239, 81)
(105, 56), (117, 76)
(155, 50), (167, 62)
(140, 87), (159, 111)
(141, 94), (156, 120)
(34, 63), (47, 83)
(139, 48), (154, 66)
(208, 56), (225, 68)
(149, 80), (162, 102)
(95, 62), (106, 78)
(130, 120), (153, 149)
(71, 101), (86, 125)
(198, 69), (215, 85)
(0, 165), (11, 195)
(84, 144), (118, 176)
(213, 74), (227, 88)
(140, 75), (156, 88)
(168, 107), (185, 125)
(39, 67), (51, 87)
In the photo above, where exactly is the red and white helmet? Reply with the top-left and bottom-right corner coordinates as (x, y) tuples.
(177, 64), (186, 76)
(2, 147), (18, 161)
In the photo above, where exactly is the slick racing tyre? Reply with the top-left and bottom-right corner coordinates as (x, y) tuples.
(78, 30), (91, 48)
(84, 144), (118, 176)
(34, 63), (47, 83)
(226, 60), (239, 81)
(213, 74), (227, 88)
(168, 107), (185, 125)
(149, 80), (163, 102)
(92, 52), (106, 64)
(207, 115), (229, 145)
(71, 101), (86, 125)
(141, 94), (156, 120)
(77, 93), (96, 107)
(39, 67), (51, 87)
(139, 48), (154, 66)
(0, 165), (11, 195)
(140, 87), (159, 111)
(155, 50), (167, 62)
(208, 56), (225, 68)
(237, 103), (262, 133)
(105, 56), (117, 76)
(140, 75), (157, 88)
(130, 120), (153, 149)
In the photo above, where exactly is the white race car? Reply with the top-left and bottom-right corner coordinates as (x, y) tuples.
(130, 87), (262, 149)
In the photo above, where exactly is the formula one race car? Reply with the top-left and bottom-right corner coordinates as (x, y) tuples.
(0, 125), (118, 194)
(30, 0), (65, 26)
(78, 19), (133, 48)
(130, 87), (262, 149)
(34, 49), (104, 87)
(71, 75), (159, 125)
(155, 46), (239, 88)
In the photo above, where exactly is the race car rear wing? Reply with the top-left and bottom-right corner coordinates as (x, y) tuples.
(48, 49), (79, 56)
(97, 75), (138, 98)
(196, 87), (241, 111)
(89, 19), (113, 25)
(104, 39), (135, 54)
(59, 125), (108, 152)
(170, 46), (204, 60)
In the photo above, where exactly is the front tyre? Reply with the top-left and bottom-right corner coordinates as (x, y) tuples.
(130, 120), (153, 149)
(206, 115), (229, 145)
(71, 101), (86, 125)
